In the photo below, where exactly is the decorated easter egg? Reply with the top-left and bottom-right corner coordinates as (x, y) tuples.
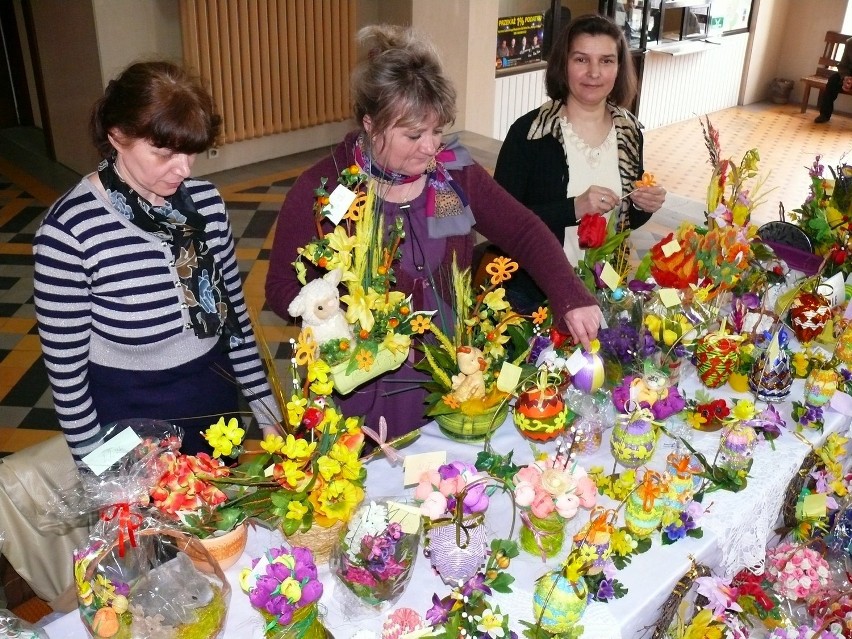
(533, 571), (589, 632)
(571, 347), (605, 394)
(789, 291), (831, 344)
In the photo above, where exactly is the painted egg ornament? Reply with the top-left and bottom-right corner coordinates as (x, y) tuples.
(570, 340), (605, 394)
(789, 291), (832, 344)
(532, 571), (589, 632)
(514, 386), (572, 442)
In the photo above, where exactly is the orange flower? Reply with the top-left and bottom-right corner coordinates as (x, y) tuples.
(355, 349), (374, 371)
(443, 394), (461, 409)
(634, 171), (657, 188)
(410, 315), (432, 334)
(532, 306), (548, 325)
(485, 256), (519, 285)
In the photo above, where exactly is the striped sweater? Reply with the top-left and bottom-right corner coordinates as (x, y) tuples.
(33, 176), (279, 460)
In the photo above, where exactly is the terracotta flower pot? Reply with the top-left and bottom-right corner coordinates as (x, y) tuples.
(186, 522), (248, 572)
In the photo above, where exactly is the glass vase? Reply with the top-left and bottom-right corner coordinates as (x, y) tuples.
(719, 424), (758, 472)
(330, 500), (419, 611)
(519, 512), (565, 560)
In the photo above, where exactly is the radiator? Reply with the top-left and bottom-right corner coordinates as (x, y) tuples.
(637, 34), (749, 130)
(493, 68), (547, 140)
(180, 0), (356, 143)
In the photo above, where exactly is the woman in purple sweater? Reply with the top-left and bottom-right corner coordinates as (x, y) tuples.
(266, 25), (601, 439)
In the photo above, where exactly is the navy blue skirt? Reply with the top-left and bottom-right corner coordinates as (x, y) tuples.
(88, 342), (241, 455)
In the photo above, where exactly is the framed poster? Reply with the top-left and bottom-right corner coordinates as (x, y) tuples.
(496, 13), (545, 71)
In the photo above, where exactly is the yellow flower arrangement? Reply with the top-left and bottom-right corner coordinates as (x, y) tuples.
(414, 256), (533, 419)
(293, 169), (433, 392)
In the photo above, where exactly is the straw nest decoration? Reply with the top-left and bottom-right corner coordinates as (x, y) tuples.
(285, 520), (345, 563)
(781, 449), (819, 530)
(650, 561), (711, 639)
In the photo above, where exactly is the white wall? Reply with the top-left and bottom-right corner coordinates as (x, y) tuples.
(774, 0), (850, 112)
(91, 0), (182, 84)
(739, 0), (790, 104)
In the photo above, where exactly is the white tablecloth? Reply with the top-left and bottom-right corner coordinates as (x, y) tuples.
(44, 367), (851, 639)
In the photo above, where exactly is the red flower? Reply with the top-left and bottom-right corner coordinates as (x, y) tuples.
(301, 406), (324, 430)
(578, 213), (607, 249)
(649, 232), (699, 289)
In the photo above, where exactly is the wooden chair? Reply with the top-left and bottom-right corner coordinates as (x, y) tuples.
(800, 30), (852, 113)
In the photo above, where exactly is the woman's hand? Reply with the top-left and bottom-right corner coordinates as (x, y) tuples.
(575, 186), (621, 217)
(629, 185), (666, 214)
(564, 305), (603, 350)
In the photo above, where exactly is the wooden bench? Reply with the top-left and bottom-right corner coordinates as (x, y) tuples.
(800, 30), (852, 113)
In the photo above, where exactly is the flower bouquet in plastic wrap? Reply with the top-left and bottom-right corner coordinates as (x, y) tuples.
(48, 419), (232, 639)
(239, 545), (329, 638)
(330, 499), (421, 612)
(291, 167), (433, 394)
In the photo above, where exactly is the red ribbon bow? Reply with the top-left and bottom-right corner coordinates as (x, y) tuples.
(100, 503), (143, 557)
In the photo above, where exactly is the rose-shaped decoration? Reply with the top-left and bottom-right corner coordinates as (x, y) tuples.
(649, 231), (699, 289)
(578, 213), (607, 249)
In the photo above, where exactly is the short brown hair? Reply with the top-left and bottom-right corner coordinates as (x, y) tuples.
(352, 25), (456, 142)
(545, 14), (637, 108)
(90, 61), (222, 159)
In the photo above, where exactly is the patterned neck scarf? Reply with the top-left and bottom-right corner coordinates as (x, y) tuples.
(97, 157), (244, 346)
(354, 134), (476, 238)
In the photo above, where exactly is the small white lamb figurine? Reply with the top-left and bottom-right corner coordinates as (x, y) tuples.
(287, 268), (353, 345)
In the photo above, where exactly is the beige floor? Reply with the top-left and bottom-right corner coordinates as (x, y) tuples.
(641, 101), (852, 227)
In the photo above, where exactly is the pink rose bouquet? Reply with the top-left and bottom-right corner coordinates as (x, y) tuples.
(414, 461), (489, 521)
(765, 542), (831, 601)
(512, 455), (597, 520)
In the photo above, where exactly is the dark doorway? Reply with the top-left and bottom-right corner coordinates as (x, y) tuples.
(0, 2), (34, 129)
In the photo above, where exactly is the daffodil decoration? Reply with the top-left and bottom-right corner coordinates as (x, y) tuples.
(414, 256), (535, 420)
(293, 166), (433, 393)
(194, 402), (366, 535)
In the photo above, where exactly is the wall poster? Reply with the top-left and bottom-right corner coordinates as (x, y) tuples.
(496, 13), (544, 71)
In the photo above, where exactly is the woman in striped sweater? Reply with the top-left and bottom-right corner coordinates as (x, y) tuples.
(33, 61), (281, 464)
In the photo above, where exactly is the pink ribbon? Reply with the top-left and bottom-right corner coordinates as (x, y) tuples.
(362, 416), (403, 465)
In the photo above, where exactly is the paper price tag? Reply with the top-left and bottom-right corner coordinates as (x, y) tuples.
(599, 262), (620, 291)
(387, 501), (422, 535)
(661, 238), (681, 257)
(496, 361), (523, 393)
(402, 451), (446, 487)
(658, 288), (681, 308)
(566, 348), (586, 376)
(818, 272), (845, 308)
(802, 492), (827, 519)
(324, 184), (356, 225)
(768, 332), (780, 362)
(82, 427), (142, 476)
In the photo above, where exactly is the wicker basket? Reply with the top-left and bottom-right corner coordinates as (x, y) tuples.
(285, 520), (345, 564)
(77, 526), (230, 639)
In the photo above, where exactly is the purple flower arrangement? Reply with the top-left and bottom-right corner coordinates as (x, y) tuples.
(598, 322), (656, 366)
(239, 546), (323, 629)
(332, 500), (419, 609)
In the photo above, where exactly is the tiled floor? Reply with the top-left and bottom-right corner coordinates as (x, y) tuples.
(1, 101), (850, 455)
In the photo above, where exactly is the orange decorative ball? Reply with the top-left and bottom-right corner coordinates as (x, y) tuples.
(91, 606), (120, 638)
